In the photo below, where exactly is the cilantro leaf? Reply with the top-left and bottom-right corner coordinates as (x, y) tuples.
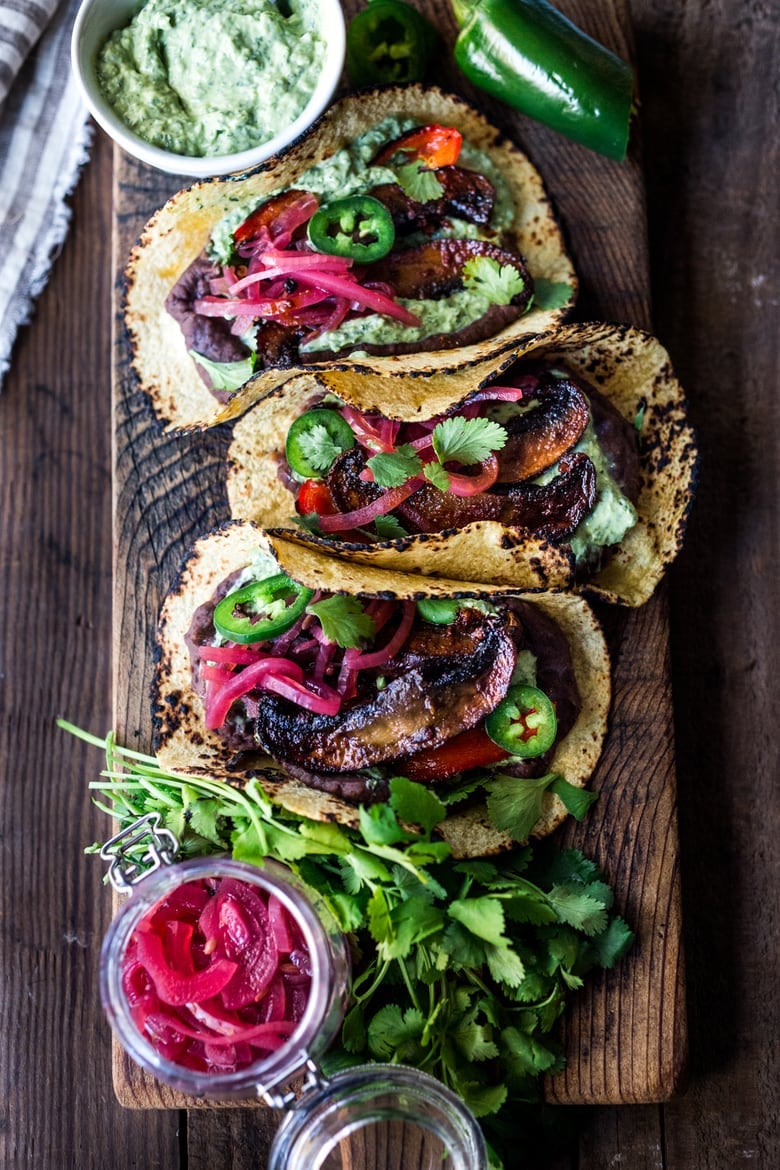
(590, 916), (635, 968)
(484, 773), (558, 843)
(366, 443), (423, 487)
(367, 1004), (426, 1061)
(190, 350), (255, 392)
(373, 514), (409, 540)
(423, 460), (450, 491)
(484, 941), (526, 988)
(548, 775), (599, 821)
(501, 1026), (561, 1078)
(530, 279), (575, 311)
(306, 594), (376, 648)
(359, 802), (405, 846)
(395, 161), (443, 203)
(463, 256), (526, 305)
(453, 1013), (499, 1063)
(389, 775), (446, 835)
(299, 820), (352, 854)
(541, 848), (602, 888)
(459, 1080), (508, 1118)
(293, 422), (345, 473)
(288, 511), (323, 536)
(367, 886), (392, 946)
(449, 896), (507, 946)
(342, 1003), (366, 1053)
(432, 415), (508, 465)
(381, 896), (445, 959)
(546, 884), (609, 936)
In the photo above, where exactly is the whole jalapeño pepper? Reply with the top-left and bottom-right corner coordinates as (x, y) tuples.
(451, 0), (634, 161)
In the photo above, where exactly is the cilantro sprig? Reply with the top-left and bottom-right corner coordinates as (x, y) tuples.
(306, 594), (376, 648)
(62, 722), (632, 1170)
(463, 256), (526, 305)
(367, 415), (508, 492)
(293, 423), (346, 474)
(395, 161), (444, 203)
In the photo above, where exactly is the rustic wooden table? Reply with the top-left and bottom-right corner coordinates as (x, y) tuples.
(0, 1), (777, 1167)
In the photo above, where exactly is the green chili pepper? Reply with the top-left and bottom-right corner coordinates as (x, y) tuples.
(213, 574), (314, 644)
(286, 409), (356, 479)
(451, 0), (634, 161)
(346, 0), (438, 87)
(307, 195), (396, 263)
(416, 598), (461, 625)
(485, 683), (558, 757)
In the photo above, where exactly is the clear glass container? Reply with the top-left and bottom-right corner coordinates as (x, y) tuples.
(100, 855), (350, 1099)
(270, 1063), (487, 1170)
(99, 842), (487, 1169)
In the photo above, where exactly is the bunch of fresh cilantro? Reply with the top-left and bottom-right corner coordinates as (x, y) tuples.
(64, 723), (632, 1170)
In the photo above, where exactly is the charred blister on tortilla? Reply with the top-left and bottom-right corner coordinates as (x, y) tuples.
(125, 84), (576, 431)
(226, 321), (698, 608)
(152, 522), (611, 859)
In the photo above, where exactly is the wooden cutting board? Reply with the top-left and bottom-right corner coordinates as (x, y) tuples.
(110, 0), (687, 1110)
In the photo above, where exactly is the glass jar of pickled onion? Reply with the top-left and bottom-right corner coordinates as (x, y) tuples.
(99, 819), (487, 1169)
(100, 855), (350, 1099)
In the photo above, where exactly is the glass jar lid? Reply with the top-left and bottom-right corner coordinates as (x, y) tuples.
(269, 1063), (487, 1170)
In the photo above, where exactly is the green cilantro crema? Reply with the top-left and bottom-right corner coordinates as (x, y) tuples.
(97, 0), (325, 158)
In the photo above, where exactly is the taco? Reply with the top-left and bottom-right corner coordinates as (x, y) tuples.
(125, 84), (576, 430)
(226, 322), (698, 607)
(152, 522), (610, 859)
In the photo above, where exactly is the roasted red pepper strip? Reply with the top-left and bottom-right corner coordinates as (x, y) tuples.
(297, 478), (338, 516)
(373, 124), (463, 169)
(399, 725), (510, 782)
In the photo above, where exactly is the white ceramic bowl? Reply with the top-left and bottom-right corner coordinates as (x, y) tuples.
(71, 0), (346, 177)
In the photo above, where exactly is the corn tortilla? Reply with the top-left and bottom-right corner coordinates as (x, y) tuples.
(226, 322), (697, 607)
(125, 84), (576, 431)
(152, 521), (611, 859)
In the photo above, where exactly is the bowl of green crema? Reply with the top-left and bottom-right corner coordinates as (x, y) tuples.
(71, 0), (346, 177)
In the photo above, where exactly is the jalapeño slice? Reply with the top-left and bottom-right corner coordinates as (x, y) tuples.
(286, 409), (357, 479)
(416, 598), (460, 625)
(307, 195), (396, 263)
(213, 574), (314, 644)
(346, 0), (437, 87)
(485, 684), (557, 758)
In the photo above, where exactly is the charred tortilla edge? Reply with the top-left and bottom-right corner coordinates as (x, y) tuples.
(226, 321), (697, 607)
(152, 521), (610, 859)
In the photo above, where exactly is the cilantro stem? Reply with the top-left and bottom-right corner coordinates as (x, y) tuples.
(352, 959), (391, 1004)
(396, 955), (423, 1015)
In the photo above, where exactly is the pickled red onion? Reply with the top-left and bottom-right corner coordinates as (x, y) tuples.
(446, 454), (500, 496)
(344, 601), (416, 669)
(317, 477), (425, 533)
(204, 657), (304, 729)
(124, 875), (314, 1074)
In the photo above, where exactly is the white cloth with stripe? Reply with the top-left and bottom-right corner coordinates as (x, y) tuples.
(0, 0), (92, 388)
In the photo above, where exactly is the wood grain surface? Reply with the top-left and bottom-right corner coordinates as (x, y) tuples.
(1, 0), (777, 1167)
(109, 0), (686, 1117)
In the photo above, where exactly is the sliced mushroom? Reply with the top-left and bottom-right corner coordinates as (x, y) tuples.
(495, 376), (590, 482)
(362, 238), (531, 304)
(325, 446), (597, 543)
(251, 607), (517, 772)
(370, 166), (495, 233)
(397, 454), (597, 541)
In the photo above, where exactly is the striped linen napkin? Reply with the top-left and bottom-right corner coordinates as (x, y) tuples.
(0, 0), (92, 389)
